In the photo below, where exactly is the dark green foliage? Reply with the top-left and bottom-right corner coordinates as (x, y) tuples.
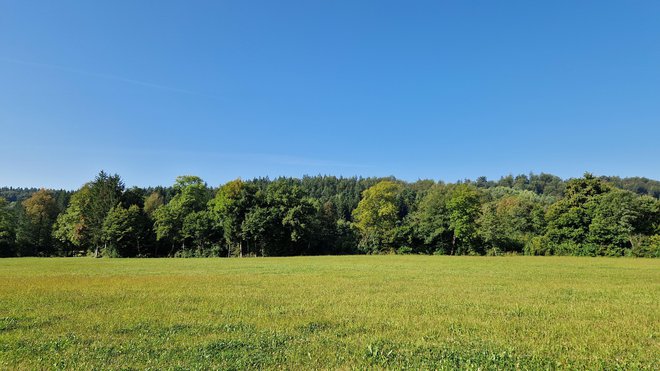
(410, 184), (485, 255)
(489, 173), (566, 198)
(154, 176), (213, 255)
(0, 198), (17, 257)
(540, 174), (660, 256)
(241, 179), (323, 256)
(446, 184), (483, 255)
(210, 179), (258, 257)
(182, 210), (222, 255)
(1, 171), (659, 257)
(0, 187), (72, 207)
(600, 176), (660, 198)
(544, 174), (610, 254)
(587, 190), (647, 256)
(478, 191), (548, 254)
(102, 205), (150, 257)
(52, 185), (94, 255)
(630, 234), (660, 257)
(50, 171), (124, 256)
(86, 171), (125, 252)
(16, 189), (59, 256)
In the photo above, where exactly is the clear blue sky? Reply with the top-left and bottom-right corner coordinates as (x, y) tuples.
(1, 1), (659, 189)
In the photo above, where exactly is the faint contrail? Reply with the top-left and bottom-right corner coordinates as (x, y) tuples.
(0, 56), (220, 98)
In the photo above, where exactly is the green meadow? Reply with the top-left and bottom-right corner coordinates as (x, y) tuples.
(0, 256), (658, 370)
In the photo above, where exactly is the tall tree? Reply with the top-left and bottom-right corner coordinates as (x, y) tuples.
(102, 204), (149, 257)
(52, 185), (92, 255)
(446, 184), (483, 255)
(587, 190), (660, 256)
(16, 189), (59, 255)
(478, 191), (547, 254)
(412, 184), (483, 255)
(52, 171), (124, 256)
(0, 198), (16, 257)
(86, 171), (125, 256)
(182, 210), (222, 255)
(412, 184), (453, 254)
(144, 191), (165, 217)
(211, 179), (257, 257)
(352, 180), (404, 253)
(545, 173), (613, 255)
(153, 176), (211, 255)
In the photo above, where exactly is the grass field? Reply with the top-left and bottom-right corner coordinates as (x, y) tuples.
(0, 256), (658, 370)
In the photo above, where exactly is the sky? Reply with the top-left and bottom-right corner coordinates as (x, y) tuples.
(1, 0), (659, 190)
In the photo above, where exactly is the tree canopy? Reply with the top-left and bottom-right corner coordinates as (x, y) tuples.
(0, 171), (658, 258)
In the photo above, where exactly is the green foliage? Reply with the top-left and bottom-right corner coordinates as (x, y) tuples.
(630, 234), (660, 257)
(182, 210), (222, 254)
(241, 206), (276, 256)
(412, 184), (453, 253)
(241, 180), (321, 256)
(154, 176), (212, 254)
(352, 181), (405, 253)
(479, 191), (547, 253)
(0, 198), (16, 257)
(335, 218), (359, 254)
(16, 189), (59, 256)
(599, 175), (660, 198)
(540, 174), (660, 256)
(446, 184), (483, 254)
(587, 190), (643, 255)
(143, 191), (164, 217)
(411, 184), (484, 255)
(120, 187), (146, 209)
(86, 171), (125, 250)
(490, 173), (566, 198)
(210, 179), (257, 256)
(544, 174), (613, 255)
(102, 205), (150, 257)
(3, 171), (660, 258)
(52, 185), (92, 253)
(51, 171), (124, 255)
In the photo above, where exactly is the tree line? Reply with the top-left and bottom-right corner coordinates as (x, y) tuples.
(0, 172), (658, 258)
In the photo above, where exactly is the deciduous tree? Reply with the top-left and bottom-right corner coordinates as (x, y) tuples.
(16, 189), (59, 255)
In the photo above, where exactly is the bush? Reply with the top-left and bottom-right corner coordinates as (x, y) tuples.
(102, 246), (121, 258)
(631, 235), (660, 258)
(485, 247), (501, 256)
(552, 241), (583, 256)
(396, 246), (413, 254)
(524, 236), (551, 256)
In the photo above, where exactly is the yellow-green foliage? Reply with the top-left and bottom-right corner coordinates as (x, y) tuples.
(0, 256), (658, 369)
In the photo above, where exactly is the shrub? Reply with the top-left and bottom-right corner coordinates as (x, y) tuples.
(631, 235), (660, 258)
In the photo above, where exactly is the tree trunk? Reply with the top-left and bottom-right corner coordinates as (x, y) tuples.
(94, 245), (99, 258)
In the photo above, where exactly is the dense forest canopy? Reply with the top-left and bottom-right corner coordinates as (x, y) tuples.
(0, 172), (658, 258)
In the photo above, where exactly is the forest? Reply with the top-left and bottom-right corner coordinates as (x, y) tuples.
(0, 172), (658, 258)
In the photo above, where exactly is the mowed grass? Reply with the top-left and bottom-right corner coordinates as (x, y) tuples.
(0, 256), (658, 370)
